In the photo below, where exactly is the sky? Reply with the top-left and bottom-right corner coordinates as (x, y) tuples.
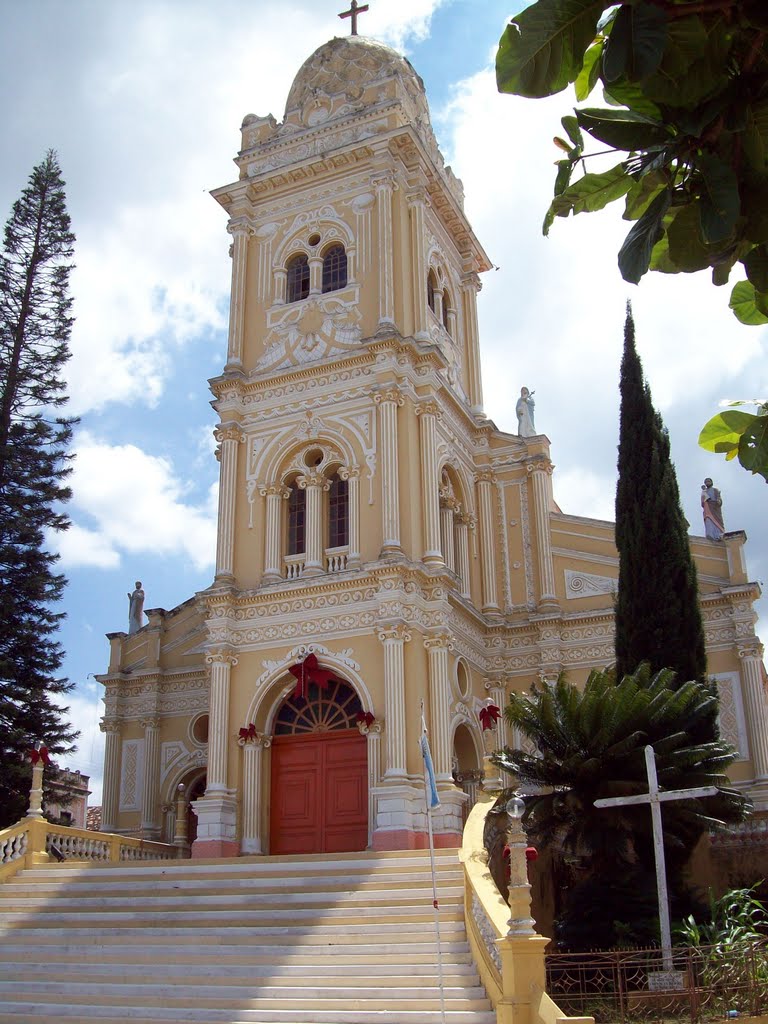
(1, 1), (766, 806)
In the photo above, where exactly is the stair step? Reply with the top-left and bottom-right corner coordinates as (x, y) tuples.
(0, 1006), (495, 1024)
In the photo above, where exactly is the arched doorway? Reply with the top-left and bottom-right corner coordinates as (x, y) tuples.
(270, 678), (367, 855)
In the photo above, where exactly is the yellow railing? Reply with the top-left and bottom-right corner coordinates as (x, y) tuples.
(0, 816), (179, 884)
(459, 787), (594, 1024)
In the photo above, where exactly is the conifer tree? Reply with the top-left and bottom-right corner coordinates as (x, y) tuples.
(614, 304), (707, 687)
(0, 151), (79, 827)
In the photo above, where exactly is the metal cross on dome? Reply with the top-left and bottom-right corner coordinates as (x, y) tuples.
(339, 0), (369, 36)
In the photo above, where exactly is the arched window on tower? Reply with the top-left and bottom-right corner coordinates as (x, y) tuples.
(287, 484), (306, 556)
(322, 244), (348, 293)
(442, 289), (451, 334)
(328, 472), (349, 550)
(286, 254), (310, 303)
(427, 270), (437, 313)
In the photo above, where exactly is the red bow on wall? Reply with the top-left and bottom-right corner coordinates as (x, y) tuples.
(27, 746), (50, 766)
(355, 711), (375, 728)
(478, 704), (501, 731)
(238, 723), (257, 741)
(288, 653), (336, 699)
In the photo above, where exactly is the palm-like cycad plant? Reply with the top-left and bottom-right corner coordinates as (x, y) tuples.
(492, 664), (749, 876)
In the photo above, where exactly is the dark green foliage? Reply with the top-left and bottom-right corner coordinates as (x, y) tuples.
(492, 664), (750, 948)
(0, 152), (79, 827)
(554, 868), (660, 951)
(614, 305), (707, 689)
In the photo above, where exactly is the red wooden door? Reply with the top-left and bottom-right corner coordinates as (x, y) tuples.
(269, 677), (368, 855)
(270, 729), (367, 855)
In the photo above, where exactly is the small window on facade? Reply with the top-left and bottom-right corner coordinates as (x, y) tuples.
(328, 473), (349, 548)
(286, 254), (309, 303)
(442, 289), (451, 333)
(287, 485), (306, 555)
(322, 245), (348, 293)
(427, 271), (436, 313)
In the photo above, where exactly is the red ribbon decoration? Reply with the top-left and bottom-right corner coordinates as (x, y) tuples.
(355, 711), (375, 728)
(238, 723), (257, 741)
(288, 653), (336, 699)
(27, 746), (50, 766)
(478, 703), (502, 731)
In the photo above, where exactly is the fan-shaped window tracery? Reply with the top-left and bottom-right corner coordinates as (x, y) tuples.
(274, 678), (362, 735)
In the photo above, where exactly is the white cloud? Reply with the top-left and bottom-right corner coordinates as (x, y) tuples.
(56, 432), (218, 572)
(553, 468), (616, 523)
(54, 681), (105, 806)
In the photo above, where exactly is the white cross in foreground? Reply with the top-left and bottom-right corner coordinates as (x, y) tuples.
(594, 744), (718, 971)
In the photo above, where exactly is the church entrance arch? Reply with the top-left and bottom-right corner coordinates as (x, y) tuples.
(269, 678), (368, 855)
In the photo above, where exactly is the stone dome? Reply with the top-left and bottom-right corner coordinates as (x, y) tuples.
(284, 35), (431, 125)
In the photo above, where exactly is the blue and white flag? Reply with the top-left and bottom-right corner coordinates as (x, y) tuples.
(420, 722), (441, 810)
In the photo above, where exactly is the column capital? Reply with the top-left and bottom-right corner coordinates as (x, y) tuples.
(214, 424), (245, 445)
(100, 717), (121, 735)
(226, 220), (253, 239)
(297, 471), (332, 491)
(415, 400), (442, 419)
(337, 464), (361, 482)
(377, 622), (412, 644)
(475, 468), (496, 485)
(237, 730), (272, 749)
(457, 509), (475, 528)
(461, 271), (482, 293)
(423, 630), (454, 652)
(405, 187), (429, 208)
(439, 490), (459, 513)
(371, 170), (396, 192)
(373, 386), (404, 407)
(259, 483), (291, 499)
(526, 457), (554, 476)
(139, 717), (160, 731)
(206, 648), (239, 667)
(738, 640), (765, 661)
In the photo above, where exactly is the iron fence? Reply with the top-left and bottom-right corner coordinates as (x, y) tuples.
(546, 941), (768, 1023)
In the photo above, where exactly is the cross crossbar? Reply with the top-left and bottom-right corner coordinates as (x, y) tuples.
(339, 0), (370, 36)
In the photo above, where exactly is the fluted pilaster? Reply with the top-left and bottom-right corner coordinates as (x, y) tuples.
(373, 172), (395, 328)
(424, 632), (454, 781)
(527, 460), (557, 607)
(261, 484), (290, 582)
(225, 222), (250, 369)
(476, 470), (499, 612)
(206, 650), (238, 793)
(240, 732), (271, 854)
(298, 471), (330, 576)
(407, 189), (430, 340)
(416, 402), (442, 565)
(739, 642), (768, 779)
(140, 717), (161, 838)
(214, 425), (243, 579)
(461, 271), (484, 414)
(485, 680), (510, 750)
(339, 465), (361, 568)
(440, 492), (457, 573)
(374, 388), (403, 555)
(378, 624), (411, 777)
(456, 512), (471, 598)
(100, 720), (122, 832)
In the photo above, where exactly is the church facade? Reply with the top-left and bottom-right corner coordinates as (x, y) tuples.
(97, 34), (768, 858)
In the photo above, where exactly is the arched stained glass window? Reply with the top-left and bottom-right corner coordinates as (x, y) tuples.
(286, 254), (309, 303)
(275, 678), (362, 735)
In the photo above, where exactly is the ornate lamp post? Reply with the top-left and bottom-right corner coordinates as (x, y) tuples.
(504, 793), (536, 937)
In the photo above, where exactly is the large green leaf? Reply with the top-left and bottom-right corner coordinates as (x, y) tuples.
(575, 40), (603, 100)
(729, 280), (768, 325)
(576, 107), (672, 150)
(544, 162), (633, 234)
(667, 203), (713, 272)
(649, 232), (682, 274)
(744, 246), (768, 293)
(602, 1), (667, 84)
(497, 0), (605, 99)
(603, 80), (663, 121)
(697, 153), (740, 244)
(738, 415), (768, 482)
(623, 171), (666, 221)
(698, 410), (755, 454)
(618, 189), (671, 283)
(643, 16), (729, 108)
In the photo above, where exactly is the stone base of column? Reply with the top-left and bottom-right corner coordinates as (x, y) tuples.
(370, 783), (467, 850)
(261, 571), (283, 585)
(141, 826), (162, 841)
(302, 565), (324, 578)
(240, 836), (263, 855)
(537, 597), (560, 612)
(378, 544), (404, 559)
(190, 791), (238, 859)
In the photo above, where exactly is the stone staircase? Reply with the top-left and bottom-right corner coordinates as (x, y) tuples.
(0, 848), (496, 1024)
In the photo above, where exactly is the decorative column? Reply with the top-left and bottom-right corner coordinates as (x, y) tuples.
(446, 304), (457, 339)
(527, 459), (558, 608)
(476, 470), (500, 613)
(239, 731), (271, 855)
(407, 188), (430, 341)
(225, 221), (250, 370)
(358, 717), (384, 848)
(377, 624), (410, 777)
(456, 511), (471, 598)
(374, 388), (403, 556)
(214, 424), (243, 581)
(273, 267), (287, 305)
(339, 465), (361, 568)
(100, 719), (122, 832)
(140, 717), (161, 839)
(739, 641), (768, 781)
(416, 401), (443, 565)
(298, 471), (330, 576)
(461, 270), (484, 414)
(308, 254), (323, 295)
(261, 484), (289, 582)
(485, 679), (510, 750)
(372, 171), (396, 330)
(424, 631), (454, 782)
(439, 492), (457, 573)
(192, 649), (239, 857)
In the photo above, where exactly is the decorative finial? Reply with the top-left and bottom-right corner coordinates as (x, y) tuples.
(339, 0), (369, 36)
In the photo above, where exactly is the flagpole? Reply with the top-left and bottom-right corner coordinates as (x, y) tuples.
(420, 701), (446, 1024)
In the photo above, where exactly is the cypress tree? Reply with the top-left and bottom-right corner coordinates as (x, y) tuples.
(0, 151), (79, 827)
(614, 304), (707, 686)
